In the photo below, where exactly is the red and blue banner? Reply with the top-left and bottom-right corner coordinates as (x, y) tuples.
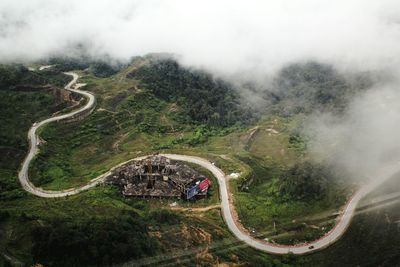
(186, 178), (209, 199)
(198, 178), (209, 191)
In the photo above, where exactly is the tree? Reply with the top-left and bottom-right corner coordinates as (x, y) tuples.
(279, 161), (334, 200)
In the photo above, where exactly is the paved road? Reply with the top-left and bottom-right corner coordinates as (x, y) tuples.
(18, 72), (101, 197)
(18, 73), (399, 254)
(159, 154), (400, 254)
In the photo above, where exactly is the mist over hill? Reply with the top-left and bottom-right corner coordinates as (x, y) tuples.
(1, 0), (400, 76)
(2, 1), (400, 265)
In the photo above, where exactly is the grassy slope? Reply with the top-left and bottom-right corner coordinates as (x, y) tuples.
(208, 116), (347, 245)
(28, 61), (349, 244)
(2, 61), (389, 266)
(29, 68), (193, 189)
(0, 68), (258, 265)
(0, 85), (67, 201)
(303, 172), (400, 267)
(0, 65), (291, 266)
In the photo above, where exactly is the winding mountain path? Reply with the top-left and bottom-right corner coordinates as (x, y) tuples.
(18, 72), (100, 197)
(18, 73), (398, 254)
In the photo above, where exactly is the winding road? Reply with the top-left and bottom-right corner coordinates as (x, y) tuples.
(18, 72), (399, 254)
(18, 72), (100, 198)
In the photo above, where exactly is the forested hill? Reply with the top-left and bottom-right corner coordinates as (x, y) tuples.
(0, 64), (69, 89)
(14, 56), (372, 128)
(267, 62), (373, 116)
(0, 57), (386, 266)
(125, 57), (373, 125)
(127, 58), (256, 127)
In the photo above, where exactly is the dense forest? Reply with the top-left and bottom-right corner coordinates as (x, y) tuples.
(267, 61), (371, 116)
(127, 58), (372, 128)
(128, 58), (256, 127)
(0, 64), (69, 89)
(48, 57), (125, 77)
(279, 161), (342, 201)
(31, 212), (160, 266)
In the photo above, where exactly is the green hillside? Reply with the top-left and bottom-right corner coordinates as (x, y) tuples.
(1, 58), (396, 266)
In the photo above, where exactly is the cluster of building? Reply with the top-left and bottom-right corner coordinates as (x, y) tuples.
(105, 155), (210, 200)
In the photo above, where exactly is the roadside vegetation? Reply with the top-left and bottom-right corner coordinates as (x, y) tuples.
(0, 57), (381, 266)
(304, 170), (400, 266)
(28, 57), (359, 242)
(0, 65), (72, 201)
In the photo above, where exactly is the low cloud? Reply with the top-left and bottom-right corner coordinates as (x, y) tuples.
(1, 0), (400, 76)
(304, 81), (400, 182)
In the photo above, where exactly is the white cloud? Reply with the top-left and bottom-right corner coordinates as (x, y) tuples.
(1, 0), (400, 76)
(305, 82), (400, 181)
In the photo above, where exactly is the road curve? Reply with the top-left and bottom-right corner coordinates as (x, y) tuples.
(18, 72), (99, 197)
(18, 73), (399, 254)
(159, 154), (399, 254)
